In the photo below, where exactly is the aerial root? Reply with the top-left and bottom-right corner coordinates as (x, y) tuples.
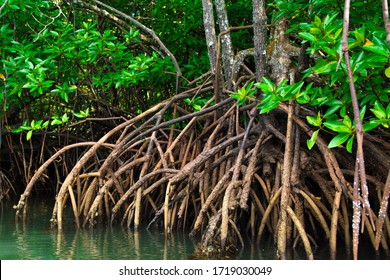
(0, 170), (15, 202)
(14, 90), (390, 259)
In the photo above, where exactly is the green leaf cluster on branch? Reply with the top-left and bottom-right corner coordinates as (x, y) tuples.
(0, 0), (168, 139)
(229, 0), (390, 154)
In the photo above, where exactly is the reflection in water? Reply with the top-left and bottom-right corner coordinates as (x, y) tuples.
(42, 225), (198, 260)
(0, 199), (200, 260)
(133, 230), (140, 259)
(0, 198), (278, 260)
(1, 199), (387, 260)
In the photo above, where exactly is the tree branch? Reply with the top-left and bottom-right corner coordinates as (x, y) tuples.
(83, 0), (182, 94)
(341, 0), (375, 260)
(382, 0), (390, 45)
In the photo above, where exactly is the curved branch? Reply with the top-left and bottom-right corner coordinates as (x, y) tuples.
(14, 141), (114, 216)
(286, 205), (314, 260)
(84, 0), (182, 94)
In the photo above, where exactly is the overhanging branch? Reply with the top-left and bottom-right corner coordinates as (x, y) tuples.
(79, 0), (183, 94)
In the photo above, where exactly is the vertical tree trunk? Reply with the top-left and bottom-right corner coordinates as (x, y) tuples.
(382, 0), (390, 45)
(252, 0), (267, 83)
(277, 100), (295, 259)
(269, 18), (290, 84)
(215, 0), (234, 82)
(202, 0), (218, 75)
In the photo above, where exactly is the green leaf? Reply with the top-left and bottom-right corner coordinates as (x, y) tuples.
(258, 100), (280, 114)
(313, 61), (337, 75)
(366, 54), (388, 68)
(9, 4), (20, 10)
(309, 28), (321, 35)
(328, 133), (350, 148)
(349, 41), (362, 50)
(346, 135), (354, 153)
(193, 104), (202, 111)
(333, 28), (343, 41)
(50, 30), (59, 37)
(42, 120), (49, 129)
(229, 93), (241, 100)
(26, 130), (33, 141)
(323, 13), (338, 28)
(314, 15), (322, 27)
(62, 113), (69, 123)
(296, 91), (310, 104)
(288, 81), (304, 97)
(245, 81), (255, 93)
(340, 107), (347, 118)
(371, 101), (386, 119)
(238, 99), (246, 106)
(11, 126), (23, 133)
(363, 44), (389, 57)
(324, 120), (351, 133)
(73, 112), (84, 118)
(385, 67), (390, 78)
(323, 105), (341, 118)
(386, 103), (390, 117)
(363, 120), (381, 132)
(307, 129), (319, 150)
(306, 112), (322, 127)
(355, 31), (365, 44)
(237, 87), (246, 99)
(276, 79), (288, 91)
(255, 77), (275, 94)
(20, 125), (32, 131)
(360, 105), (366, 120)
(259, 92), (274, 105)
(342, 115), (352, 129)
(51, 119), (62, 126)
(299, 32), (316, 42)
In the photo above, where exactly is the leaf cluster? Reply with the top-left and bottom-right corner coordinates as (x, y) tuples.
(255, 0), (390, 152)
(0, 1), (166, 140)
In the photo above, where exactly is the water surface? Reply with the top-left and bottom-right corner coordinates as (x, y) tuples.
(0, 198), (199, 260)
(0, 198), (387, 260)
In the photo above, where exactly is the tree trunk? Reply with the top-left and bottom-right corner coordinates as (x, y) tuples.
(252, 0), (267, 83)
(202, 0), (218, 75)
(215, 0), (234, 82)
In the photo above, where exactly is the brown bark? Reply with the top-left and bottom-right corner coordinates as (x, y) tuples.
(202, 0), (218, 75)
(215, 0), (234, 82)
(277, 101), (295, 259)
(252, 0), (267, 83)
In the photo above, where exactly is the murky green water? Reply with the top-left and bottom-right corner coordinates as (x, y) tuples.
(0, 198), (387, 260)
(0, 198), (200, 260)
